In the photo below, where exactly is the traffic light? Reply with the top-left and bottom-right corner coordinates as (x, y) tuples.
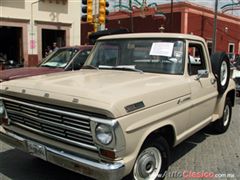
(99, 0), (109, 24)
(82, 0), (93, 23)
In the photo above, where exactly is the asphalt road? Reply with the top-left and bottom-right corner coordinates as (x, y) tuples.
(0, 98), (239, 180)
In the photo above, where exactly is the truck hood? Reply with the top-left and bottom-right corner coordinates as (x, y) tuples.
(0, 70), (190, 118)
(0, 67), (63, 82)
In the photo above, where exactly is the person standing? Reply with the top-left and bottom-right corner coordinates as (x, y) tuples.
(53, 42), (59, 51)
(44, 46), (53, 58)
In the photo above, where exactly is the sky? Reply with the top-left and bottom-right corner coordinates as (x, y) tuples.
(109, 0), (240, 16)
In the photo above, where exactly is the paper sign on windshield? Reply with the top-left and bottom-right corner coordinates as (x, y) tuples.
(150, 42), (174, 57)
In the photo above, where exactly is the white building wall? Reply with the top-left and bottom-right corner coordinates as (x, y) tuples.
(1, 0), (81, 62)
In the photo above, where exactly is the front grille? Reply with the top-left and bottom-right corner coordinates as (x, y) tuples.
(3, 98), (97, 151)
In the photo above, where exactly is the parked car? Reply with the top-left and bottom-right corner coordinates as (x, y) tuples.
(233, 55), (240, 70)
(0, 33), (235, 180)
(3, 60), (24, 69)
(232, 69), (240, 97)
(235, 77), (240, 97)
(0, 45), (93, 83)
(0, 53), (24, 69)
(0, 54), (7, 70)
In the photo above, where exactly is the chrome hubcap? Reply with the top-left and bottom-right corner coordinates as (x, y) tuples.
(223, 104), (230, 127)
(220, 61), (228, 86)
(133, 147), (162, 180)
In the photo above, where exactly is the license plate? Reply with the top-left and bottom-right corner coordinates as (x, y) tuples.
(27, 141), (46, 160)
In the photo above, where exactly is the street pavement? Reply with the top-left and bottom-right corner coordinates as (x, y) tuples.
(0, 98), (239, 180)
(165, 97), (240, 180)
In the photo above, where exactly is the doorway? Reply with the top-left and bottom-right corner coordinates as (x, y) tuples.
(42, 29), (66, 58)
(0, 26), (23, 65)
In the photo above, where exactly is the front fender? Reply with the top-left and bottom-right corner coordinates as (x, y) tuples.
(213, 79), (235, 120)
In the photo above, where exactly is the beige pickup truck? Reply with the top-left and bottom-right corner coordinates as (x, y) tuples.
(0, 33), (236, 180)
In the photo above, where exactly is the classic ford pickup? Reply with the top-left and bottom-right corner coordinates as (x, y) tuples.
(0, 33), (236, 180)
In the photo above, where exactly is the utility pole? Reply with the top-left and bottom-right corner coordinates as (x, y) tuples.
(119, 0), (122, 10)
(129, 0), (133, 32)
(212, 0), (218, 54)
(170, 0), (173, 32)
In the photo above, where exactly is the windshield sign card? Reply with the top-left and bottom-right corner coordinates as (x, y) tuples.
(150, 42), (174, 57)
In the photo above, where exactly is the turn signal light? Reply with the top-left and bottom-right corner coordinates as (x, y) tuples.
(0, 117), (9, 126)
(100, 148), (116, 160)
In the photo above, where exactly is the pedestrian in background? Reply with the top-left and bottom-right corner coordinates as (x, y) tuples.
(44, 46), (52, 58)
(53, 42), (59, 51)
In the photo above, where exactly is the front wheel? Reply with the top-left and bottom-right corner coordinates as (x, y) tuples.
(214, 98), (232, 133)
(128, 137), (170, 180)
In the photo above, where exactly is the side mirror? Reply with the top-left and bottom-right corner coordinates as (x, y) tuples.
(195, 69), (208, 80)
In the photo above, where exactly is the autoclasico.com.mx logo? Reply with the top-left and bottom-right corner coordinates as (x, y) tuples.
(158, 170), (236, 179)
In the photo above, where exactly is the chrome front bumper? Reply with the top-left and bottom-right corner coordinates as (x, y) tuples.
(0, 128), (125, 180)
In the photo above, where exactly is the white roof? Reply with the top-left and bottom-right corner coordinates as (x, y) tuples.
(98, 33), (205, 42)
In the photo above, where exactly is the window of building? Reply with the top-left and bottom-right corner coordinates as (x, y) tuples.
(228, 43), (235, 60)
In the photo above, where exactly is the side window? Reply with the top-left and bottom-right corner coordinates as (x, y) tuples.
(92, 44), (119, 66)
(102, 48), (119, 66)
(73, 50), (91, 69)
(188, 43), (206, 75)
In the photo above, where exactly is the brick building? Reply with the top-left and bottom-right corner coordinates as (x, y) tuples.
(81, 1), (240, 58)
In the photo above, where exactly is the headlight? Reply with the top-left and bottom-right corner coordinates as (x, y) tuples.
(95, 124), (113, 145)
(0, 100), (4, 115)
(0, 100), (5, 121)
(0, 100), (9, 125)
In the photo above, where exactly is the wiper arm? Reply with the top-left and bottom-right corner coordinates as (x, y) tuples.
(115, 66), (143, 73)
(82, 65), (99, 70)
(99, 65), (143, 73)
(40, 64), (57, 68)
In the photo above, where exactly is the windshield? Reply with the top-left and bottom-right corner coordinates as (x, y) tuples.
(40, 48), (78, 68)
(85, 39), (185, 74)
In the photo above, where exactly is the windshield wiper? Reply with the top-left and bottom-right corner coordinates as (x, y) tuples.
(99, 65), (143, 73)
(82, 65), (99, 70)
(40, 64), (58, 68)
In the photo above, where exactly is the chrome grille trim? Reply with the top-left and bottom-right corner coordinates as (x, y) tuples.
(2, 97), (116, 125)
(12, 122), (97, 151)
(7, 109), (91, 135)
(2, 97), (99, 151)
(4, 98), (91, 120)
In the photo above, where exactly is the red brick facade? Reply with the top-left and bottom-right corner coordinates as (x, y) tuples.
(81, 2), (240, 56)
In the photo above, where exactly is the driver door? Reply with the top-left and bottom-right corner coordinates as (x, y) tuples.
(188, 41), (218, 131)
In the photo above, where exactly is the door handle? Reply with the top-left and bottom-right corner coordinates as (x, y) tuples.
(210, 78), (216, 84)
(177, 96), (191, 104)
